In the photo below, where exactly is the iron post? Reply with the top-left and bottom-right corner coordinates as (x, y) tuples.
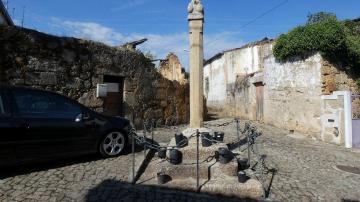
(236, 118), (240, 152)
(247, 129), (251, 167)
(143, 129), (147, 159)
(132, 132), (135, 184)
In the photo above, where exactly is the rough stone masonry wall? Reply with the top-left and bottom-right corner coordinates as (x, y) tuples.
(0, 26), (189, 128)
(321, 59), (360, 118)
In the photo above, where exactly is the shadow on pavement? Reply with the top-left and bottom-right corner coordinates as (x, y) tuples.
(85, 179), (259, 202)
(0, 144), (145, 179)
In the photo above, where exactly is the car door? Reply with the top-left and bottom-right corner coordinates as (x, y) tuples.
(12, 89), (94, 162)
(0, 89), (17, 166)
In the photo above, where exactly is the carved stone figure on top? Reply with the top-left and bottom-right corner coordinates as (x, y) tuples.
(188, 0), (204, 19)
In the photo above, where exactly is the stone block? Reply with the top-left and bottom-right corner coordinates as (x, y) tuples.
(62, 49), (76, 64)
(321, 64), (337, 75)
(160, 101), (168, 107)
(39, 72), (57, 85)
(218, 160), (238, 177)
(201, 178), (263, 199)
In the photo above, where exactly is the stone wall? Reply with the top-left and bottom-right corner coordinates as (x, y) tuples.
(159, 53), (188, 84)
(321, 59), (360, 118)
(263, 53), (323, 135)
(204, 39), (273, 116)
(204, 40), (327, 137)
(234, 52), (323, 136)
(204, 38), (359, 143)
(0, 26), (189, 128)
(321, 59), (359, 94)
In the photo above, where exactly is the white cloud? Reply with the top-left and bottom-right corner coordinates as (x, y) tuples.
(111, 0), (150, 12)
(55, 20), (244, 71)
(61, 21), (124, 45)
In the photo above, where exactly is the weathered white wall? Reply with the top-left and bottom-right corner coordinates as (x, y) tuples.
(204, 43), (269, 112)
(263, 53), (323, 135)
(204, 41), (324, 136)
(204, 57), (226, 108)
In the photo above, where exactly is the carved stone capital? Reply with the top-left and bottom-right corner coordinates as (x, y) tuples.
(188, 0), (204, 20)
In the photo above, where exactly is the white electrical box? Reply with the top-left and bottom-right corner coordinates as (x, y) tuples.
(96, 84), (108, 98)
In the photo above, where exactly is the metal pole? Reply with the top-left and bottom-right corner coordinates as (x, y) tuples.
(236, 118), (240, 153)
(247, 129), (251, 167)
(151, 120), (154, 145)
(143, 128), (147, 159)
(196, 130), (200, 192)
(132, 132), (135, 184)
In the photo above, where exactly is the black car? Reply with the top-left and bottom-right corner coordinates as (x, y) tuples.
(0, 84), (133, 166)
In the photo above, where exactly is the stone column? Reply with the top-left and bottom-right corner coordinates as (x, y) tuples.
(188, 0), (204, 128)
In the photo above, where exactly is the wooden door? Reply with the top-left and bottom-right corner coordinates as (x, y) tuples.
(104, 82), (124, 116)
(105, 92), (123, 116)
(255, 83), (264, 122)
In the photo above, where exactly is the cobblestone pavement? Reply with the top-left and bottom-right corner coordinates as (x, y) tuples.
(203, 119), (360, 202)
(1, 118), (360, 201)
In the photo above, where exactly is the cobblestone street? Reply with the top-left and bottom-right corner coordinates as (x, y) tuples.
(1, 118), (360, 201)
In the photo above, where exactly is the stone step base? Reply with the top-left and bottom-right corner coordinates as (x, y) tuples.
(142, 176), (263, 199)
(201, 178), (264, 199)
(166, 137), (229, 162)
(146, 158), (239, 180)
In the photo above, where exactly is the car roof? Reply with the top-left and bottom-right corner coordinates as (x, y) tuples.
(0, 84), (88, 106)
(0, 84), (45, 92)
(0, 84), (67, 98)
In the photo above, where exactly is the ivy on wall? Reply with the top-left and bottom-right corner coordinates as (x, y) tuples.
(273, 13), (360, 88)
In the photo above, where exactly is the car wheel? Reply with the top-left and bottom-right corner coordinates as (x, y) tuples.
(99, 131), (126, 158)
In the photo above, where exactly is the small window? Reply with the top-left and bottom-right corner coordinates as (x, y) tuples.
(13, 90), (81, 119)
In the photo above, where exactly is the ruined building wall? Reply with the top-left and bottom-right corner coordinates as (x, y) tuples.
(159, 53), (188, 84)
(0, 26), (189, 128)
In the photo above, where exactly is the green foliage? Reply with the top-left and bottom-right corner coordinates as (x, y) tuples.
(307, 12), (337, 24)
(273, 16), (346, 61)
(274, 14), (360, 82)
(345, 18), (360, 35)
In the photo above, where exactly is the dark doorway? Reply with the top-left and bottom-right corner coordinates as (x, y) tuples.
(254, 82), (264, 122)
(103, 75), (124, 117)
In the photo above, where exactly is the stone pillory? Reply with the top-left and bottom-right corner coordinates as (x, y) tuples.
(188, 0), (205, 128)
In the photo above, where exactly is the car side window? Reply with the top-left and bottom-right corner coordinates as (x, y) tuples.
(50, 95), (82, 119)
(13, 90), (81, 119)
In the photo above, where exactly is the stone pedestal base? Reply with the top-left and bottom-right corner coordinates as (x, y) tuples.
(138, 128), (264, 199)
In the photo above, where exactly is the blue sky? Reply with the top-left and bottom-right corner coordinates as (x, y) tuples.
(4, 0), (360, 69)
